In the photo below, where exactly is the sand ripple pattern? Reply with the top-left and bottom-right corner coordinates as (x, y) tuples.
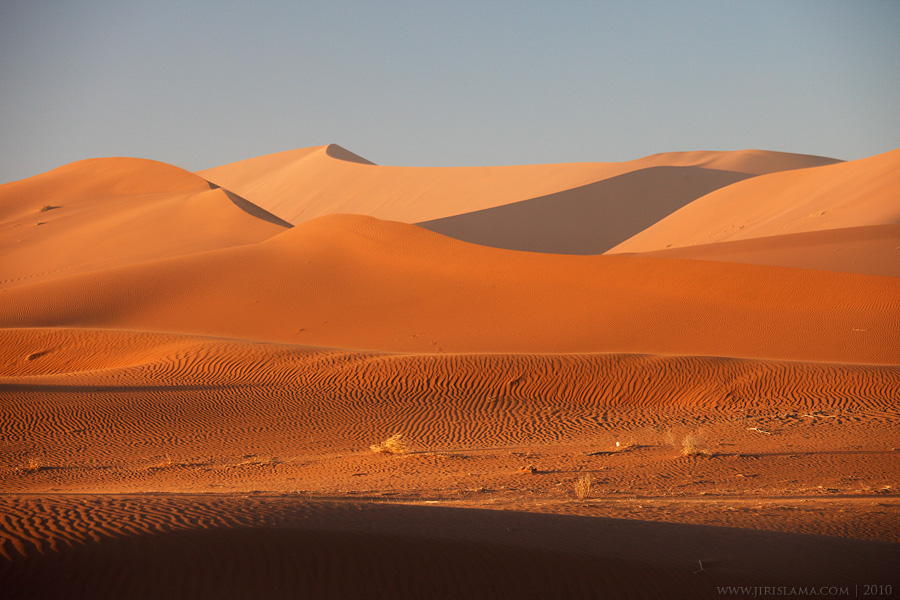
(2, 329), (898, 473)
(1, 495), (897, 600)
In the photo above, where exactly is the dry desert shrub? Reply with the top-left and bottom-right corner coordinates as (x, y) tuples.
(370, 433), (409, 455)
(681, 428), (711, 456)
(574, 473), (592, 499)
(17, 458), (43, 472)
(663, 429), (678, 448)
(614, 439), (637, 452)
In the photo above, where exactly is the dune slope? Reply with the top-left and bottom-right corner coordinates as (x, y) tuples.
(626, 224), (900, 277)
(0, 215), (897, 363)
(2, 496), (896, 600)
(416, 166), (751, 254)
(610, 148), (900, 253)
(0, 157), (290, 290)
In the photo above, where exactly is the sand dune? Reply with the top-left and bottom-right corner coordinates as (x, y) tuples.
(2, 327), (898, 478)
(416, 166), (752, 254)
(635, 148), (841, 174)
(610, 148), (900, 253)
(2, 144), (897, 599)
(1, 496), (895, 600)
(197, 145), (839, 225)
(626, 224), (900, 277)
(0, 215), (897, 362)
(0, 157), (289, 290)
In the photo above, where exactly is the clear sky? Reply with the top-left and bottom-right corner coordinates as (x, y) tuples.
(2, 0), (898, 183)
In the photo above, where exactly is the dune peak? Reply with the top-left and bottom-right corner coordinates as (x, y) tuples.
(323, 144), (376, 165)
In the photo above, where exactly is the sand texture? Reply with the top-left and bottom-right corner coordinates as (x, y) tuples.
(2, 145), (898, 599)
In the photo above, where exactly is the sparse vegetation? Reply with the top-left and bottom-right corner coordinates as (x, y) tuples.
(370, 433), (409, 455)
(38, 205), (55, 213)
(661, 427), (713, 456)
(681, 428), (712, 456)
(17, 458), (43, 473)
(574, 473), (592, 499)
(615, 439), (637, 452)
(663, 429), (678, 448)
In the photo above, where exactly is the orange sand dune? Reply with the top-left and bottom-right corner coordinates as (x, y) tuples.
(4, 143), (898, 600)
(610, 148), (900, 253)
(3, 327), (898, 481)
(637, 148), (841, 174)
(416, 166), (751, 254)
(197, 145), (839, 225)
(1, 215), (897, 363)
(0, 157), (289, 290)
(626, 224), (900, 277)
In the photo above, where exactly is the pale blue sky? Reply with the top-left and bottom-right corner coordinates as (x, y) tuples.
(2, 1), (898, 183)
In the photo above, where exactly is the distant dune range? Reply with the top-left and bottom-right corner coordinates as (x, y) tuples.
(197, 144), (839, 225)
(416, 166), (753, 254)
(1, 214), (898, 362)
(2, 144), (899, 599)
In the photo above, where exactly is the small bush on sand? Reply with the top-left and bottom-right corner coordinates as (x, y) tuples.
(370, 433), (409, 455)
(574, 473), (592, 499)
(681, 429), (711, 456)
(663, 429), (678, 448)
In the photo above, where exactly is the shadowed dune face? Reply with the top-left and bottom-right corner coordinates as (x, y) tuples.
(416, 166), (752, 254)
(3, 496), (895, 600)
(197, 145), (840, 226)
(0, 215), (897, 362)
(610, 148), (900, 254)
(0, 157), (289, 289)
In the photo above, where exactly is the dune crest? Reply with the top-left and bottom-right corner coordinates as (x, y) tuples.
(610, 148), (900, 253)
(416, 166), (752, 254)
(1, 214), (897, 363)
(640, 148), (841, 174)
(0, 157), (288, 289)
(323, 143), (376, 164)
(197, 145), (840, 226)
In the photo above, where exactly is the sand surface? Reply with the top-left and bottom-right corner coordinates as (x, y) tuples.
(624, 224), (900, 277)
(2, 145), (897, 598)
(2, 214), (898, 362)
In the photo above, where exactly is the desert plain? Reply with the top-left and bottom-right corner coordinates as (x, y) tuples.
(1, 144), (898, 598)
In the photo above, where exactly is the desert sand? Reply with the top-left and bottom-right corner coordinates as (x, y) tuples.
(1, 145), (898, 599)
